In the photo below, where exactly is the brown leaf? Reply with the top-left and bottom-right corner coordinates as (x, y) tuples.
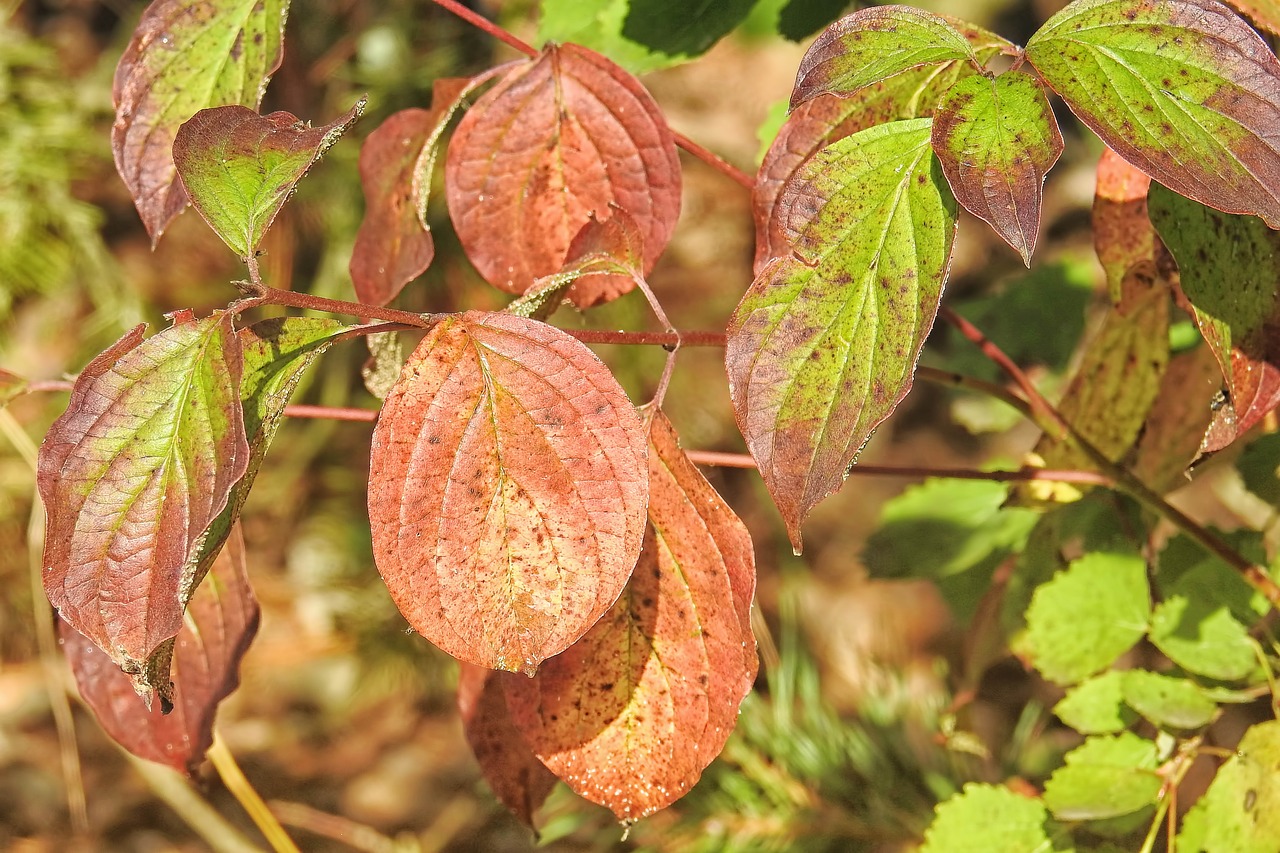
(458, 663), (557, 827)
(61, 523), (259, 774)
(368, 312), (648, 674)
(503, 410), (757, 822)
(39, 313), (248, 703)
(1131, 344), (1224, 491)
(1093, 147), (1179, 307)
(445, 44), (681, 308)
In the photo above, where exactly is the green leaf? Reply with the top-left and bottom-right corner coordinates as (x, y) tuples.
(776, 0), (850, 42)
(112, 0), (289, 243)
(1237, 432), (1280, 504)
(173, 100), (364, 259)
(920, 783), (1074, 853)
(1148, 185), (1280, 452)
(1043, 733), (1163, 821)
(1178, 720), (1280, 852)
(1119, 670), (1218, 730)
(726, 118), (957, 551)
(931, 71), (1063, 265)
(1026, 0), (1280, 227)
(792, 7), (980, 108)
(1024, 552), (1151, 684)
(862, 479), (1037, 622)
(619, 0), (757, 57)
(1054, 671), (1138, 734)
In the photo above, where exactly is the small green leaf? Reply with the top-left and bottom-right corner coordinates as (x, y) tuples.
(619, 0), (757, 57)
(173, 100), (364, 259)
(1178, 720), (1280, 852)
(1120, 670), (1218, 730)
(1026, 0), (1280, 227)
(1054, 671), (1137, 734)
(931, 71), (1063, 265)
(726, 118), (957, 551)
(920, 783), (1072, 852)
(1043, 733), (1162, 821)
(1237, 433), (1280, 505)
(792, 7), (981, 108)
(1025, 552), (1151, 685)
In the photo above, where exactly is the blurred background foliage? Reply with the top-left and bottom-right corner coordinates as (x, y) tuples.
(2, 0), (1278, 851)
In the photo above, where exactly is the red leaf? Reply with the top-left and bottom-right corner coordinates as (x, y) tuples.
(1093, 147), (1180, 308)
(445, 44), (681, 308)
(61, 522), (259, 774)
(368, 312), (648, 674)
(502, 410), (757, 822)
(38, 313), (249, 702)
(458, 663), (557, 827)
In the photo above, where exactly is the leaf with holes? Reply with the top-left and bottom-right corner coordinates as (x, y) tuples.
(112, 0), (288, 243)
(727, 118), (956, 551)
(61, 522), (258, 774)
(445, 43), (680, 308)
(38, 312), (248, 704)
(173, 100), (364, 260)
(931, 71), (1062, 265)
(1026, 0), (1280, 227)
(503, 410), (757, 821)
(368, 312), (648, 674)
(1148, 185), (1280, 452)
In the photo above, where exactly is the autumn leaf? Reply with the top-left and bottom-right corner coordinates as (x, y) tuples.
(112, 0), (288, 243)
(1130, 345), (1223, 491)
(173, 100), (364, 260)
(1026, 0), (1280, 227)
(445, 43), (681, 308)
(503, 410), (757, 822)
(1092, 147), (1180, 307)
(39, 312), (248, 704)
(61, 522), (259, 775)
(368, 312), (648, 674)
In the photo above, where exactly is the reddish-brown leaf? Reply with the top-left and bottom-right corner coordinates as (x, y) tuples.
(1093, 147), (1180, 307)
(61, 522), (259, 774)
(368, 312), (648, 674)
(112, 0), (288, 243)
(458, 663), (557, 827)
(503, 410), (757, 822)
(1131, 344), (1224, 490)
(39, 313), (248, 702)
(444, 44), (680, 308)
(1226, 0), (1280, 35)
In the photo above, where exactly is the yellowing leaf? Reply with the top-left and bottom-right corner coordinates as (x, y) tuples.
(368, 312), (648, 674)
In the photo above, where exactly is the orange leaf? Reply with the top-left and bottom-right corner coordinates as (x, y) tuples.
(368, 312), (648, 674)
(503, 410), (757, 822)
(444, 44), (680, 308)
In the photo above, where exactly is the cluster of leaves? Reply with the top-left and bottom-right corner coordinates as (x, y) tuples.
(9, 0), (1280, 846)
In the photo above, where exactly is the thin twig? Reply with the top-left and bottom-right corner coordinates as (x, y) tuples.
(208, 730), (301, 853)
(123, 751), (264, 853)
(285, 404), (377, 422)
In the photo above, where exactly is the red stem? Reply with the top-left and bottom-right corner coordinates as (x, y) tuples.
(284, 404), (378, 422)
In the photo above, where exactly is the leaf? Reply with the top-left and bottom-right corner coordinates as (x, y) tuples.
(1054, 671), (1137, 735)
(1043, 733), (1162, 821)
(1177, 720), (1280, 853)
(39, 313), (248, 703)
(1237, 432), (1280, 505)
(173, 100), (364, 260)
(112, 0), (288, 243)
(1224, 0), (1280, 35)
(1025, 0), (1280, 227)
(368, 312), (648, 674)
(361, 331), (404, 400)
(920, 783), (1071, 853)
(791, 7), (979, 109)
(1148, 185), (1280, 451)
(931, 71), (1063, 265)
(509, 210), (648, 318)
(1092, 146), (1177, 307)
(445, 43), (681, 308)
(1024, 552), (1151, 685)
(1120, 670), (1218, 730)
(536, 0), (732, 74)
(619, 0), (758, 57)
(457, 663), (557, 827)
(776, 0), (854, 42)
(1129, 343), (1223, 492)
(61, 521), (258, 774)
(502, 410), (757, 821)
(0, 367), (28, 407)
(727, 118), (957, 551)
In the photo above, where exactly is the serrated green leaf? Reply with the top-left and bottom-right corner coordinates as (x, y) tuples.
(1120, 669), (1218, 730)
(173, 100), (364, 259)
(921, 783), (1074, 853)
(792, 7), (981, 108)
(931, 71), (1063, 264)
(726, 118), (957, 551)
(1178, 720), (1280, 852)
(1026, 0), (1280, 227)
(112, 0), (289, 242)
(1054, 671), (1138, 734)
(862, 479), (1037, 621)
(1237, 432), (1280, 504)
(1043, 733), (1163, 821)
(1025, 552), (1151, 684)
